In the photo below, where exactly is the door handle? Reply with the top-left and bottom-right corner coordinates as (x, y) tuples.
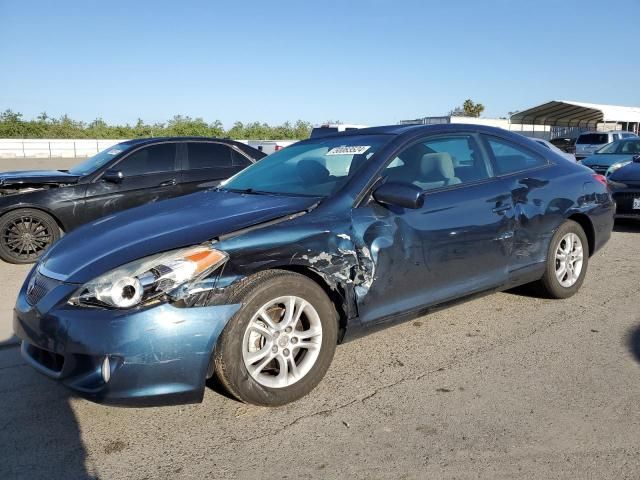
(159, 179), (177, 187)
(492, 204), (512, 214)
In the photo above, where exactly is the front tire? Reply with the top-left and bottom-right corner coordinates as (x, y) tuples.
(534, 220), (589, 299)
(213, 270), (338, 406)
(0, 209), (61, 264)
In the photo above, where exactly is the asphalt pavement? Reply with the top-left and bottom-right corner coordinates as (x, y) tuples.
(1, 220), (639, 479)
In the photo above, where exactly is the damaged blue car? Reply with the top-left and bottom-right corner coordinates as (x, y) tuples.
(14, 124), (614, 407)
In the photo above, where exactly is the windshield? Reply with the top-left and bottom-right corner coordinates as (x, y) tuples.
(597, 139), (640, 154)
(222, 134), (392, 197)
(68, 143), (132, 176)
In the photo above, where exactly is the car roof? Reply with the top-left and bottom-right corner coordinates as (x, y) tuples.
(116, 136), (266, 159)
(318, 123), (523, 138)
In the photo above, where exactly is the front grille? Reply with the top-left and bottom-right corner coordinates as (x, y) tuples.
(26, 270), (61, 305)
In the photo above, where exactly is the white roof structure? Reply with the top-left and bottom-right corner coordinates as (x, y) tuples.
(510, 100), (640, 128)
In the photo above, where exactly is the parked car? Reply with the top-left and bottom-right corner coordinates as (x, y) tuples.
(549, 137), (576, 154)
(580, 138), (640, 176)
(530, 137), (576, 162)
(309, 123), (368, 138)
(0, 137), (265, 264)
(246, 139), (297, 154)
(607, 156), (640, 219)
(574, 130), (637, 160)
(14, 124), (614, 407)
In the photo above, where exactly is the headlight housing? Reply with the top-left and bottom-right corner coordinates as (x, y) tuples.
(70, 244), (227, 309)
(605, 161), (631, 177)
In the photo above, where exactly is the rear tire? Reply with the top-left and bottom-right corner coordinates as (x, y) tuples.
(213, 270), (338, 406)
(533, 220), (588, 299)
(0, 209), (61, 264)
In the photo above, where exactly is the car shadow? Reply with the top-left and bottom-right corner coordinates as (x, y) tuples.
(614, 219), (640, 233)
(628, 325), (640, 365)
(0, 346), (97, 479)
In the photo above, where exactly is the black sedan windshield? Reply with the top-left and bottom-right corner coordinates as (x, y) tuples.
(68, 142), (132, 176)
(222, 135), (391, 197)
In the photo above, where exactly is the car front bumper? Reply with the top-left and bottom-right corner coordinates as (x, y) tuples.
(13, 276), (240, 407)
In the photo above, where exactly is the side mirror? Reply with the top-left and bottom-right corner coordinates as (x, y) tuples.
(102, 169), (124, 183)
(372, 181), (424, 209)
(633, 154), (640, 163)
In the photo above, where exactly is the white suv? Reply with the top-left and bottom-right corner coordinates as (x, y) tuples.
(575, 130), (637, 160)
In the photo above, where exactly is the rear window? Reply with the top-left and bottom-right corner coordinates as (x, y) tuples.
(577, 134), (609, 145)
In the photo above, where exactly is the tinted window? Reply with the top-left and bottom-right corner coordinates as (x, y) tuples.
(577, 133), (609, 144)
(382, 135), (489, 191)
(232, 149), (252, 167)
(187, 142), (232, 169)
(485, 136), (547, 175)
(117, 143), (176, 176)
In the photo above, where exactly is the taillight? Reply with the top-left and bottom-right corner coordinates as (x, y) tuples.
(275, 145), (283, 151)
(593, 174), (608, 187)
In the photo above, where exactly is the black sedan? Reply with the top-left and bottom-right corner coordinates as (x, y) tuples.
(0, 137), (265, 263)
(608, 156), (640, 219)
(14, 124), (614, 407)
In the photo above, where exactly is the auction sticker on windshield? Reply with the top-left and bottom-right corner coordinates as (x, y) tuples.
(326, 146), (370, 156)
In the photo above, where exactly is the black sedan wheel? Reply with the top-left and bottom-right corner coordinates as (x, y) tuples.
(213, 270), (338, 406)
(0, 209), (61, 264)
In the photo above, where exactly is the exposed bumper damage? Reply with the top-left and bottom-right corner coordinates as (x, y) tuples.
(14, 272), (241, 406)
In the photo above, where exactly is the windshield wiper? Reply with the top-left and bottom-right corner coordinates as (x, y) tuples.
(222, 187), (272, 195)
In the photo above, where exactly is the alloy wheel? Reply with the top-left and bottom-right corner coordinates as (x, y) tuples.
(554, 232), (584, 288)
(242, 295), (323, 388)
(1, 215), (54, 261)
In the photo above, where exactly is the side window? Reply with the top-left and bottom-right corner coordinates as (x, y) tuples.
(118, 143), (176, 176)
(484, 136), (547, 176)
(382, 135), (489, 191)
(186, 142), (232, 169)
(231, 149), (252, 167)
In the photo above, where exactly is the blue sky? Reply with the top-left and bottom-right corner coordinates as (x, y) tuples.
(1, 0), (638, 127)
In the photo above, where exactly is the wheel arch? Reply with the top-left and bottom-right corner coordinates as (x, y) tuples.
(567, 213), (594, 257)
(0, 205), (66, 234)
(274, 264), (351, 343)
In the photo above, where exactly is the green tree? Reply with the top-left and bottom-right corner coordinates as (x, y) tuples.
(462, 99), (485, 117)
(450, 99), (485, 118)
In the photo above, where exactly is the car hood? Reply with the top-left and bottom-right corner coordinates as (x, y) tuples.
(0, 169), (80, 186)
(581, 154), (634, 167)
(41, 190), (321, 283)
(609, 162), (640, 184)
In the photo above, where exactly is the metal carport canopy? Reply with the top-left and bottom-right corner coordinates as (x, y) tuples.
(510, 100), (640, 127)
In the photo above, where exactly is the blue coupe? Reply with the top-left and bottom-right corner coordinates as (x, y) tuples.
(14, 124), (614, 407)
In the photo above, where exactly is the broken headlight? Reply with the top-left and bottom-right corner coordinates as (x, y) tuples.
(70, 244), (227, 309)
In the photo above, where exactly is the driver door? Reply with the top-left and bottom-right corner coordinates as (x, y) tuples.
(83, 142), (182, 222)
(351, 133), (515, 325)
